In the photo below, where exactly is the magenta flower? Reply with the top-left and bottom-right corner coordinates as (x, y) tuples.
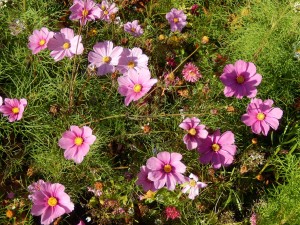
(28, 27), (54, 54)
(182, 173), (207, 200)
(99, 0), (118, 23)
(241, 98), (283, 136)
(182, 62), (202, 82)
(58, 125), (96, 164)
(166, 8), (187, 32)
(179, 117), (208, 150)
(117, 69), (157, 106)
(70, 0), (101, 26)
(117, 47), (149, 74)
(0, 98), (27, 122)
(30, 182), (74, 225)
(146, 152), (186, 190)
(47, 28), (84, 61)
(136, 165), (157, 192)
(197, 130), (237, 169)
(124, 20), (143, 37)
(88, 41), (123, 75)
(220, 60), (262, 98)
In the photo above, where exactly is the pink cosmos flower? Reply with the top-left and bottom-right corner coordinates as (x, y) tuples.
(182, 62), (202, 82)
(165, 206), (181, 220)
(28, 180), (46, 200)
(197, 130), (237, 169)
(166, 8), (187, 32)
(182, 173), (207, 200)
(58, 125), (96, 164)
(88, 41), (123, 75)
(70, 0), (101, 26)
(98, 0), (118, 23)
(117, 69), (157, 106)
(47, 28), (84, 61)
(146, 152), (186, 190)
(220, 60), (262, 98)
(179, 117), (208, 150)
(28, 27), (54, 54)
(136, 165), (157, 192)
(124, 20), (143, 37)
(241, 98), (283, 136)
(30, 182), (74, 225)
(117, 47), (149, 74)
(0, 98), (27, 122)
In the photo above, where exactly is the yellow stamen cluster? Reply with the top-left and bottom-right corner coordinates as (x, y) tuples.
(256, 113), (265, 121)
(102, 56), (111, 63)
(74, 137), (83, 146)
(188, 128), (197, 136)
(236, 75), (245, 84)
(47, 197), (58, 207)
(133, 84), (142, 93)
(82, 9), (89, 17)
(12, 107), (19, 114)
(63, 42), (70, 49)
(173, 18), (179, 23)
(212, 143), (220, 152)
(164, 164), (172, 173)
(39, 39), (46, 46)
(189, 179), (197, 187)
(127, 61), (135, 68)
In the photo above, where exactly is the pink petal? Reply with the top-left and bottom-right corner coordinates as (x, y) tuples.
(218, 131), (234, 145)
(146, 157), (164, 171)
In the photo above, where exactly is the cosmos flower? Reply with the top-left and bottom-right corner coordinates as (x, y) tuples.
(28, 27), (54, 54)
(98, 0), (118, 23)
(182, 62), (202, 82)
(146, 152), (186, 190)
(69, 0), (101, 26)
(123, 20), (143, 37)
(166, 8), (187, 32)
(47, 28), (84, 61)
(197, 130), (237, 169)
(181, 173), (207, 200)
(30, 182), (74, 225)
(58, 125), (96, 164)
(0, 98), (27, 122)
(241, 98), (283, 136)
(179, 117), (208, 150)
(136, 165), (157, 192)
(220, 60), (262, 98)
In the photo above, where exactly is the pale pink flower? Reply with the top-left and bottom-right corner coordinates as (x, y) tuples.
(88, 41), (123, 75)
(166, 8), (187, 32)
(58, 125), (96, 164)
(146, 152), (186, 191)
(47, 28), (84, 61)
(70, 0), (101, 26)
(250, 213), (257, 225)
(0, 98), (27, 122)
(136, 165), (157, 192)
(165, 206), (181, 220)
(197, 130), (237, 169)
(124, 20), (143, 37)
(117, 47), (149, 74)
(30, 182), (74, 225)
(182, 62), (202, 82)
(179, 117), (208, 150)
(28, 27), (54, 54)
(182, 173), (207, 200)
(220, 60), (262, 98)
(241, 98), (283, 136)
(98, 0), (118, 23)
(117, 69), (157, 106)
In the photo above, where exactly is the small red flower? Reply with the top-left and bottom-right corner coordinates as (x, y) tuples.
(165, 206), (181, 220)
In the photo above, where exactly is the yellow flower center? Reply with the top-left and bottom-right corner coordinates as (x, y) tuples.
(189, 71), (196, 77)
(256, 113), (265, 121)
(133, 84), (142, 93)
(47, 197), (58, 207)
(189, 179), (197, 187)
(104, 10), (109, 15)
(130, 28), (136, 32)
(39, 39), (46, 46)
(164, 164), (172, 173)
(212, 143), (220, 152)
(167, 72), (175, 81)
(63, 42), (70, 49)
(12, 107), (19, 114)
(173, 18), (179, 23)
(102, 56), (111, 63)
(74, 137), (83, 146)
(127, 61), (135, 68)
(82, 9), (89, 17)
(188, 128), (197, 136)
(101, 5), (106, 10)
(236, 75), (245, 84)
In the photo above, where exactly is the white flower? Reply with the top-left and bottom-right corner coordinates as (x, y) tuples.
(182, 173), (207, 200)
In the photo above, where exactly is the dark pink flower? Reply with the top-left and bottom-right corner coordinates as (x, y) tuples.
(166, 56), (177, 68)
(0, 98), (27, 122)
(190, 4), (200, 15)
(146, 152), (186, 190)
(197, 130), (237, 169)
(165, 206), (181, 220)
(30, 182), (74, 225)
(58, 126), (96, 164)
(179, 117), (208, 150)
(28, 27), (54, 54)
(220, 60), (262, 98)
(241, 98), (283, 136)
(136, 165), (157, 192)
(182, 62), (202, 82)
(124, 20), (143, 37)
(98, 0), (118, 23)
(70, 0), (101, 26)
(166, 8), (187, 32)
(182, 173), (207, 200)
(117, 69), (157, 106)
(88, 41), (123, 75)
(47, 28), (84, 61)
